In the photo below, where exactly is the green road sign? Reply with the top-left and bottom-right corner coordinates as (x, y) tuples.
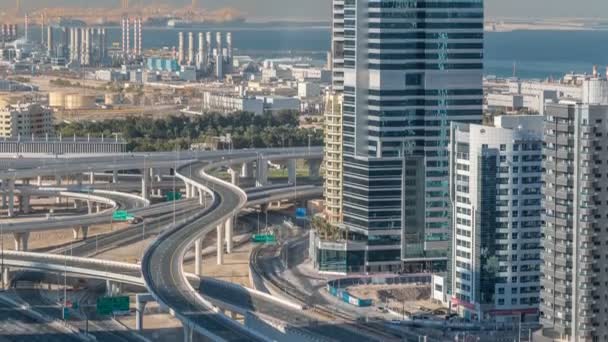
(165, 192), (183, 202)
(112, 211), (134, 222)
(251, 234), (277, 243)
(96, 296), (130, 315)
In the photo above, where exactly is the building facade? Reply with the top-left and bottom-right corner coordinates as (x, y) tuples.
(320, 0), (485, 273)
(449, 116), (542, 321)
(0, 103), (53, 138)
(540, 80), (608, 341)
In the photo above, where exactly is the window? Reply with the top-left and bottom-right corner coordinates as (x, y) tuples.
(405, 73), (422, 86)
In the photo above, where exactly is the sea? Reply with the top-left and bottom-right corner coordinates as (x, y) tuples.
(35, 26), (608, 80)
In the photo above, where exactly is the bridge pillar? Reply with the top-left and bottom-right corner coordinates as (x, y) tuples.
(141, 168), (150, 200)
(72, 226), (89, 240)
(112, 169), (119, 183)
(183, 325), (193, 342)
(185, 183), (192, 199)
(308, 159), (322, 179)
(136, 300), (147, 331)
(96, 203), (102, 213)
(241, 162), (253, 178)
(7, 178), (15, 217)
(89, 172), (95, 185)
(256, 158), (268, 187)
(87, 200), (93, 214)
(288, 159), (297, 184)
(106, 280), (122, 296)
(225, 217), (234, 254)
(217, 224), (224, 265)
(19, 195), (30, 214)
(229, 168), (239, 186)
(194, 239), (202, 276)
(1, 179), (6, 209)
(1, 267), (9, 289)
(13, 232), (29, 251)
(55, 174), (62, 186)
(36, 175), (43, 186)
(198, 188), (205, 206)
(75, 173), (83, 187)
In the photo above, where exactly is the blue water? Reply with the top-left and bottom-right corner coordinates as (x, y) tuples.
(37, 26), (608, 79)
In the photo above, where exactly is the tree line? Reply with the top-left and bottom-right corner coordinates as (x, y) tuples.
(56, 111), (324, 152)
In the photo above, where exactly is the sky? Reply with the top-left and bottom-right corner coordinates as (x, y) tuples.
(2, 0), (608, 21)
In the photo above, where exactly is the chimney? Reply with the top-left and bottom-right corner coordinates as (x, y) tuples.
(593, 65), (598, 78)
(178, 32), (184, 65)
(188, 32), (194, 65)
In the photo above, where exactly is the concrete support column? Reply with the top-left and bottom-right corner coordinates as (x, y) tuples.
(112, 169), (119, 183)
(1, 179), (6, 209)
(89, 172), (95, 185)
(287, 159), (297, 184)
(225, 217), (234, 254)
(81, 226), (89, 240)
(87, 200), (93, 214)
(36, 175), (43, 186)
(194, 239), (202, 276)
(19, 195), (30, 214)
(96, 203), (102, 213)
(183, 325), (193, 342)
(13, 232), (29, 251)
(141, 168), (150, 200)
(229, 168), (239, 186)
(216, 224), (224, 265)
(76, 173), (83, 187)
(198, 188), (205, 206)
(256, 159), (268, 187)
(72, 226), (89, 240)
(136, 301), (147, 331)
(55, 175), (62, 186)
(241, 162), (253, 178)
(2, 267), (9, 289)
(309, 159), (322, 179)
(185, 183), (192, 199)
(7, 179), (15, 218)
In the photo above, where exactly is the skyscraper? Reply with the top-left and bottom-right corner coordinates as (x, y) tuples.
(449, 115), (543, 321)
(318, 0), (484, 273)
(540, 78), (608, 341)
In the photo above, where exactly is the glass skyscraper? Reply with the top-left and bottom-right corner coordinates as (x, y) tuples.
(334, 0), (484, 273)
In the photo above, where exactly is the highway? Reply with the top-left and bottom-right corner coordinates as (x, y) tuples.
(1, 148), (340, 341)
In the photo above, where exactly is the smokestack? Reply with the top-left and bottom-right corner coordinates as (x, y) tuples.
(101, 28), (106, 62)
(178, 32), (184, 65)
(137, 18), (142, 57)
(47, 26), (53, 55)
(122, 17), (127, 55)
(197, 32), (205, 68)
(126, 18), (130, 57)
(593, 65), (598, 78)
(226, 32), (232, 61)
(85, 28), (91, 65)
(40, 13), (45, 46)
(24, 13), (28, 41)
(216, 32), (222, 55)
(188, 32), (194, 65)
(80, 27), (86, 65)
(206, 32), (212, 60)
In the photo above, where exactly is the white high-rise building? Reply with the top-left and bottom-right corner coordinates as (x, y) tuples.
(449, 115), (543, 321)
(540, 78), (608, 341)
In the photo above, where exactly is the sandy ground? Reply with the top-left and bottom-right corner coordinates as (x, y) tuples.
(347, 284), (445, 316)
